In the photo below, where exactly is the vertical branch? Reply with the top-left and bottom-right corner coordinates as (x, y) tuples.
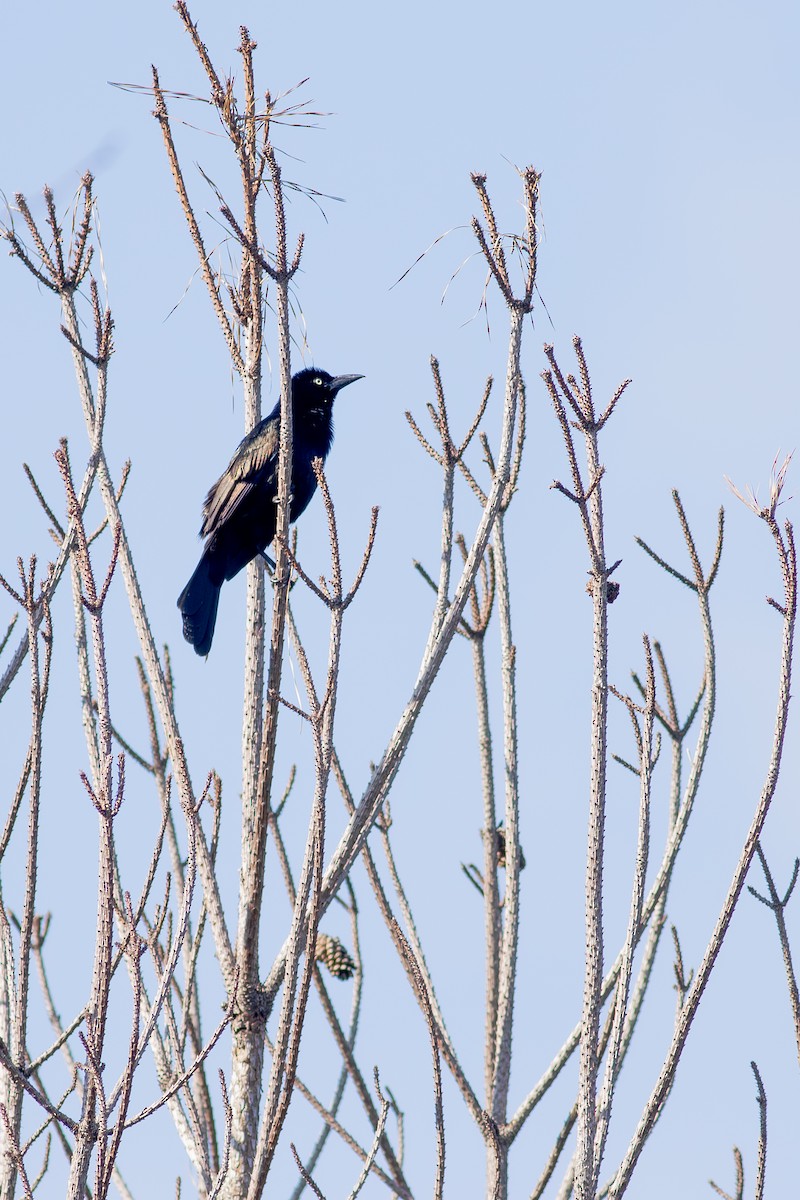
(580, 351), (610, 1200)
(490, 506), (520, 1120)
(250, 787), (323, 1195)
(285, 882), (365, 1200)
(237, 29), (266, 918)
(472, 628), (500, 1103)
(609, 517), (795, 1198)
(751, 1061), (767, 1200)
(237, 134), (296, 980)
(135, 657), (219, 1169)
(545, 339), (629, 1200)
(294, 746), (413, 1193)
(251, 464), (347, 1191)
(594, 641), (655, 1175)
(231, 102), (303, 1190)
(413, 357), (457, 655)
(393, 923), (446, 1200)
(749, 845), (800, 1066)
(66, 455), (102, 789)
(55, 449), (121, 1199)
(0, 565), (50, 1200)
(432, 362), (456, 635)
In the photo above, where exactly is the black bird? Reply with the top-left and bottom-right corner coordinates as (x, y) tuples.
(178, 367), (363, 655)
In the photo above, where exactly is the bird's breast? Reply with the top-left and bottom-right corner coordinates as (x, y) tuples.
(296, 407), (334, 457)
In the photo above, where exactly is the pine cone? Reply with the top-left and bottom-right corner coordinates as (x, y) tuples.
(496, 825), (526, 871)
(315, 933), (356, 980)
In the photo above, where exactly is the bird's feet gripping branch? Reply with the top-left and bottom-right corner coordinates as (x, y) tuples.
(178, 368), (364, 655)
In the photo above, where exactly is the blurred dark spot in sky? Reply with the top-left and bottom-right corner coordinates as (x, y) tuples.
(13, 133), (125, 212)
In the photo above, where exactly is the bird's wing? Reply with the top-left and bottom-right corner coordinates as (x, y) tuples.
(200, 413), (280, 538)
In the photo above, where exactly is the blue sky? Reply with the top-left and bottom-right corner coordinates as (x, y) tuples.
(1, 1), (799, 1196)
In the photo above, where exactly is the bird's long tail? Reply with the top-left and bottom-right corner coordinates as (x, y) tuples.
(177, 550), (222, 656)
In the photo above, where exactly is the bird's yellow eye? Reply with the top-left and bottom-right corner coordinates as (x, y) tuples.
(313, 376), (324, 386)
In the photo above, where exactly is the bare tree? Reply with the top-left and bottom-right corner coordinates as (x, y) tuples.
(0, 6), (796, 1199)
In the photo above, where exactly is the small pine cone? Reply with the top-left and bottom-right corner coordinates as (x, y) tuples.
(585, 577), (621, 604)
(315, 933), (356, 980)
(496, 825), (526, 871)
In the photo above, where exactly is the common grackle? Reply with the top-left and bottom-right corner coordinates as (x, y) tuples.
(178, 367), (363, 655)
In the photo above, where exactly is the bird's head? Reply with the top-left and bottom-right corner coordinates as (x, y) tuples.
(291, 367), (364, 413)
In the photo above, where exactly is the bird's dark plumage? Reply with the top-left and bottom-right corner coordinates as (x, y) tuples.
(178, 367), (363, 655)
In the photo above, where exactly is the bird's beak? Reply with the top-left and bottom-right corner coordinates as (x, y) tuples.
(330, 373), (364, 396)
